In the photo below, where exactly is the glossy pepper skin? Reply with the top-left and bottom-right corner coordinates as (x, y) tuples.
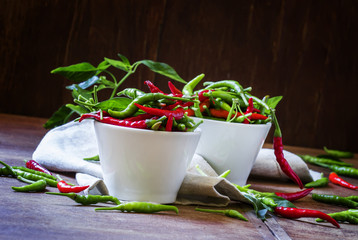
(57, 180), (89, 193)
(12, 179), (47, 192)
(12, 166), (56, 180)
(274, 207), (340, 228)
(329, 172), (358, 190)
(195, 208), (248, 221)
(25, 159), (53, 176)
(324, 146), (354, 159)
(275, 188), (314, 202)
(95, 202), (179, 214)
(46, 192), (121, 205)
(271, 110), (304, 189)
(304, 173), (329, 188)
(316, 209), (358, 224)
(312, 193), (358, 208)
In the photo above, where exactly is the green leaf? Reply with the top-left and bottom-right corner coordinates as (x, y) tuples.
(104, 57), (130, 72)
(266, 96), (282, 110)
(43, 105), (74, 129)
(138, 60), (186, 83)
(242, 193), (269, 220)
(98, 76), (116, 88)
(65, 104), (89, 115)
(97, 60), (111, 71)
(95, 97), (132, 112)
(51, 62), (99, 83)
(66, 76), (100, 90)
(118, 53), (130, 66)
(270, 196), (296, 208)
(71, 85), (93, 100)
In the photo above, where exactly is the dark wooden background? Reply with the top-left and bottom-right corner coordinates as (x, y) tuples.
(1, 0), (357, 152)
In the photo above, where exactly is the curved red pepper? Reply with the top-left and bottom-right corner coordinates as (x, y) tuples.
(57, 180), (89, 193)
(329, 172), (358, 190)
(144, 80), (164, 94)
(134, 103), (185, 120)
(25, 159), (53, 176)
(168, 81), (183, 95)
(79, 112), (148, 129)
(275, 188), (314, 201)
(274, 207), (340, 228)
(243, 98), (254, 124)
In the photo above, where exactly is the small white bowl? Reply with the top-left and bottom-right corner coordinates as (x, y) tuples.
(193, 118), (271, 186)
(94, 121), (201, 204)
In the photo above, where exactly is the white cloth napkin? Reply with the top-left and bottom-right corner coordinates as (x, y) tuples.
(32, 120), (315, 206)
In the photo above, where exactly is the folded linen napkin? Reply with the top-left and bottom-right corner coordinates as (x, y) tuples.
(32, 120), (315, 206)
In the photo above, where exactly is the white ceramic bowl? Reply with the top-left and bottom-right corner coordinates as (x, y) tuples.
(193, 118), (271, 186)
(94, 121), (201, 204)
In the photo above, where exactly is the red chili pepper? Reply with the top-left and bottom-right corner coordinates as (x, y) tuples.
(275, 188), (314, 201)
(57, 180), (89, 193)
(251, 113), (268, 120)
(166, 115), (174, 131)
(79, 112), (148, 129)
(271, 110), (304, 189)
(123, 113), (154, 121)
(329, 172), (358, 190)
(274, 207), (340, 228)
(134, 103), (185, 120)
(243, 98), (254, 123)
(25, 159), (53, 176)
(168, 81), (183, 95)
(144, 80), (164, 94)
(198, 89), (211, 102)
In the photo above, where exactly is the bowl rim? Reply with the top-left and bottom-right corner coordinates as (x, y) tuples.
(191, 117), (272, 128)
(93, 120), (201, 136)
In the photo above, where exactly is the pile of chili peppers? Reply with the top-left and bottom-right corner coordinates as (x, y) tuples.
(79, 80), (203, 132)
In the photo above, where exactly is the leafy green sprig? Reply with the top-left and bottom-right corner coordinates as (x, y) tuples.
(45, 53), (186, 129)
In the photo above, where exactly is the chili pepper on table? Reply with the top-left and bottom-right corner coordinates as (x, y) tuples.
(182, 73), (205, 96)
(270, 109), (304, 189)
(274, 206), (340, 228)
(274, 188), (314, 202)
(316, 209), (358, 224)
(298, 155), (352, 167)
(312, 193), (358, 208)
(323, 146), (354, 159)
(0, 160), (17, 176)
(46, 192), (121, 205)
(57, 176), (89, 193)
(14, 169), (58, 187)
(95, 201), (179, 214)
(24, 159), (53, 176)
(12, 179), (47, 192)
(329, 172), (358, 190)
(12, 166), (57, 180)
(195, 208), (248, 221)
(144, 80), (164, 94)
(319, 164), (358, 178)
(304, 173), (329, 188)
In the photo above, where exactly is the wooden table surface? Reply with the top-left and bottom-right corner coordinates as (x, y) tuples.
(0, 113), (357, 240)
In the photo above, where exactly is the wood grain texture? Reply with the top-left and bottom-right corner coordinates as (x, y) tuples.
(0, 0), (357, 151)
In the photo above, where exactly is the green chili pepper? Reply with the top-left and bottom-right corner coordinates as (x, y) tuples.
(326, 165), (358, 178)
(83, 155), (100, 161)
(312, 193), (358, 208)
(0, 161), (17, 176)
(299, 155), (352, 167)
(316, 209), (358, 224)
(117, 88), (145, 99)
(12, 179), (47, 192)
(109, 93), (193, 119)
(46, 192), (121, 205)
(346, 196), (358, 202)
(12, 166), (57, 180)
(261, 197), (278, 208)
(323, 146), (354, 159)
(204, 80), (248, 106)
(195, 208), (248, 221)
(95, 201), (179, 214)
(304, 173), (329, 188)
(213, 98), (232, 112)
(182, 73), (205, 96)
(14, 170), (58, 187)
